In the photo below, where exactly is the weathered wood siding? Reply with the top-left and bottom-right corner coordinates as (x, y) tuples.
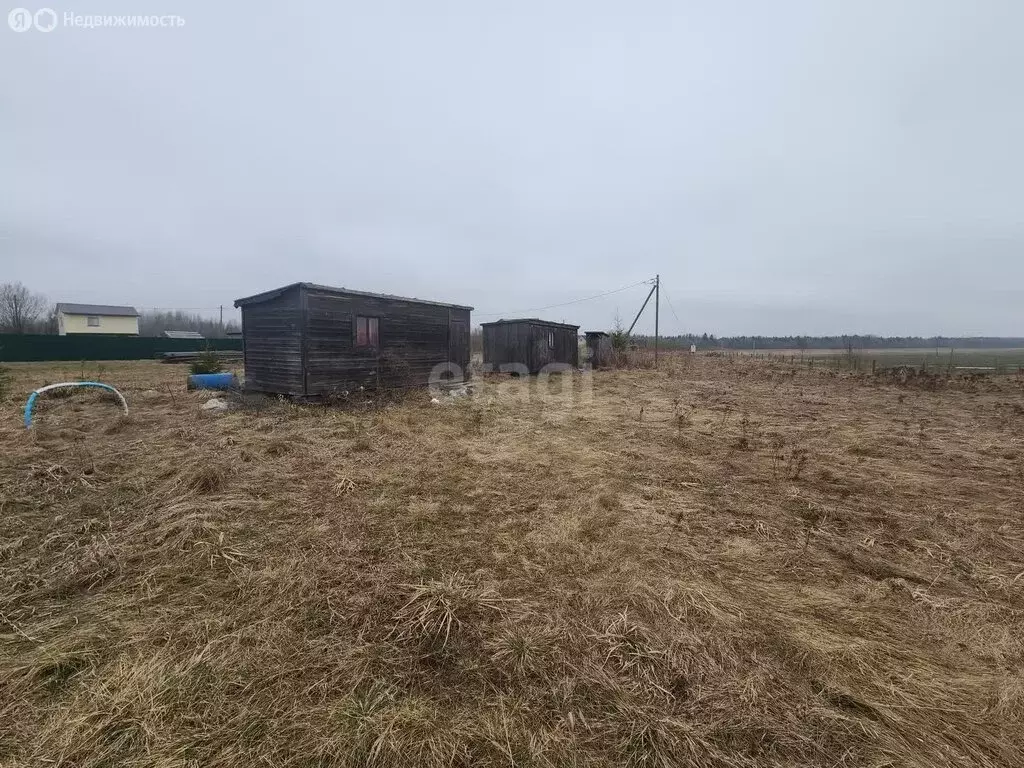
(530, 323), (578, 371)
(483, 322), (532, 372)
(483, 321), (579, 374)
(303, 287), (469, 395)
(448, 310), (471, 376)
(585, 333), (612, 368)
(238, 283), (471, 397)
(240, 286), (304, 394)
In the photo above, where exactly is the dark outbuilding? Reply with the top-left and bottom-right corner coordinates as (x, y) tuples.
(584, 331), (612, 369)
(234, 282), (472, 397)
(481, 318), (580, 374)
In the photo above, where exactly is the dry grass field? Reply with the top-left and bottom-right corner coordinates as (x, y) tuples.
(748, 347), (1024, 373)
(2, 356), (1023, 767)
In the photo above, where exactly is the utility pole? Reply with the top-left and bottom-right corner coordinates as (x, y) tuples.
(219, 305), (224, 333)
(627, 281), (658, 335)
(625, 276), (661, 365)
(654, 274), (660, 367)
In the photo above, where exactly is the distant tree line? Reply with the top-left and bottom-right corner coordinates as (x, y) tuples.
(0, 282), (241, 337)
(138, 310), (240, 338)
(632, 334), (1024, 351)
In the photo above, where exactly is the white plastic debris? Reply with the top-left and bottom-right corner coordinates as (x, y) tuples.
(430, 397), (441, 405)
(201, 398), (229, 412)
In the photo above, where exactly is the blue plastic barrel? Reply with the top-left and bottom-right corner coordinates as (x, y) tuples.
(187, 373), (238, 390)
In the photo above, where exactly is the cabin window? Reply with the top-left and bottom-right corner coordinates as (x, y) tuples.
(548, 331), (555, 349)
(355, 316), (379, 348)
(87, 316), (100, 327)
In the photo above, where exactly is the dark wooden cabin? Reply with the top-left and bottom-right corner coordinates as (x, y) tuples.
(234, 282), (472, 397)
(481, 318), (580, 374)
(584, 331), (612, 369)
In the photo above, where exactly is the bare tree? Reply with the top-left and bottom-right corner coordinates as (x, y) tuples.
(40, 304), (59, 334)
(0, 282), (48, 333)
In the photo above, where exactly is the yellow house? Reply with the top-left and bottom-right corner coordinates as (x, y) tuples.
(56, 303), (140, 335)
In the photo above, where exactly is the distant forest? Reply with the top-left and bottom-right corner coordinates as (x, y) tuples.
(632, 334), (1024, 351)
(138, 310), (240, 338)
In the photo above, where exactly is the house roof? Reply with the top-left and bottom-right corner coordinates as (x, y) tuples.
(234, 282), (473, 311)
(163, 330), (204, 339)
(480, 318), (580, 330)
(56, 303), (139, 317)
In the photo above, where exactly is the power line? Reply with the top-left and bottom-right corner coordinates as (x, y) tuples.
(661, 284), (681, 325)
(476, 278), (654, 318)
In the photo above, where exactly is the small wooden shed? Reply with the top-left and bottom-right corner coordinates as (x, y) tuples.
(234, 282), (472, 397)
(584, 331), (612, 369)
(481, 318), (580, 374)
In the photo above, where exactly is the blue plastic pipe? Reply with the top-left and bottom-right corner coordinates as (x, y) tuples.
(24, 381), (129, 429)
(187, 373), (238, 390)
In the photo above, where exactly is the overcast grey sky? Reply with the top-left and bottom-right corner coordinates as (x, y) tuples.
(2, 1), (1022, 335)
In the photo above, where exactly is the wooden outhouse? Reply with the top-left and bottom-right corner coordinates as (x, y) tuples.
(584, 331), (612, 368)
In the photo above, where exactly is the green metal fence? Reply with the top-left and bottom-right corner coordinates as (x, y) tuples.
(0, 334), (243, 362)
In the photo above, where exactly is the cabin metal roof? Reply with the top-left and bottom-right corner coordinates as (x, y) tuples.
(56, 303), (139, 317)
(234, 282), (473, 311)
(480, 318), (580, 330)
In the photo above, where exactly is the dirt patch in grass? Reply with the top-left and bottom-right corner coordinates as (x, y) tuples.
(1, 356), (1022, 767)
